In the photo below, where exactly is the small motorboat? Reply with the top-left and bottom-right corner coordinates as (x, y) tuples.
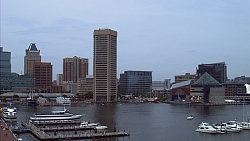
(187, 115), (193, 120)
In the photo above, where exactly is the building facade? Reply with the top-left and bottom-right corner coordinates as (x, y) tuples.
(174, 73), (196, 83)
(30, 62), (52, 93)
(196, 62), (227, 83)
(170, 80), (191, 101)
(78, 75), (93, 98)
(119, 70), (152, 97)
(56, 74), (63, 85)
(191, 72), (225, 105)
(0, 47), (11, 91)
(1, 74), (36, 92)
(24, 43), (41, 75)
(223, 82), (247, 97)
(63, 56), (88, 83)
(233, 76), (250, 83)
(93, 29), (117, 102)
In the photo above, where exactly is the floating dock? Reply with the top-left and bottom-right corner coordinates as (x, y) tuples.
(22, 121), (130, 140)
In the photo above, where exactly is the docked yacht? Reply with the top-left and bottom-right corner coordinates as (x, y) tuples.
(2, 103), (17, 122)
(214, 121), (242, 132)
(238, 122), (250, 130)
(56, 96), (71, 105)
(195, 122), (225, 134)
(79, 121), (99, 127)
(30, 108), (82, 121)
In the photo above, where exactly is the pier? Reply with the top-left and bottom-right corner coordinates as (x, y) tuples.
(22, 121), (130, 140)
(0, 118), (19, 141)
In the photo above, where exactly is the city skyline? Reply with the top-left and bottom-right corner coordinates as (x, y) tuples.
(1, 1), (250, 81)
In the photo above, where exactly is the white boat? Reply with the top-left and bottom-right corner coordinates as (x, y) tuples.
(79, 121), (99, 127)
(56, 96), (71, 105)
(95, 125), (108, 130)
(2, 103), (17, 122)
(195, 122), (225, 134)
(30, 107), (81, 121)
(187, 115), (193, 120)
(238, 122), (250, 130)
(213, 122), (242, 133)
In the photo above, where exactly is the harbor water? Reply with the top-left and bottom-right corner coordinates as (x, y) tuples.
(7, 103), (250, 141)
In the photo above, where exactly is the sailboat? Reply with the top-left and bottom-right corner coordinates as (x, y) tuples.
(187, 101), (193, 120)
(27, 91), (37, 106)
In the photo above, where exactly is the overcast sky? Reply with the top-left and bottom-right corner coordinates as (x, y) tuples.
(1, 0), (250, 81)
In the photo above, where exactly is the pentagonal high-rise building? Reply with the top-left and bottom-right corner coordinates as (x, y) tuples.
(24, 43), (41, 75)
(93, 29), (117, 102)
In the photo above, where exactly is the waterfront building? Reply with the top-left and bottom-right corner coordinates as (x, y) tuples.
(1, 74), (36, 93)
(196, 62), (227, 83)
(63, 56), (88, 83)
(30, 62), (52, 93)
(170, 80), (191, 101)
(0, 47), (11, 91)
(93, 29), (117, 102)
(24, 43), (41, 75)
(174, 73), (196, 83)
(78, 75), (93, 98)
(191, 72), (225, 105)
(119, 70), (152, 97)
(152, 79), (171, 97)
(222, 82), (247, 97)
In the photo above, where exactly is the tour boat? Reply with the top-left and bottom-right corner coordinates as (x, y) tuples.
(30, 107), (82, 121)
(2, 103), (17, 122)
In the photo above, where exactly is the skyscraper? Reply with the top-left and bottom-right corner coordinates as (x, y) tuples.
(24, 43), (41, 75)
(0, 47), (11, 77)
(63, 56), (88, 83)
(93, 29), (117, 102)
(0, 47), (11, 90)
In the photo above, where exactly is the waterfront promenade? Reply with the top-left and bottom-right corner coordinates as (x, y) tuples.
(0, 119), (19, 141)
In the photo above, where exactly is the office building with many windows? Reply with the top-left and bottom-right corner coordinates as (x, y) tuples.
(30, 62), (52, 93)
(24, 43), (41, 75)
(63, 56), (88, 83)
(196, 62), (227, 83)
(120, 70), (152, 97)
(93, 29), (117, 102)
(0, 47), (11, 90)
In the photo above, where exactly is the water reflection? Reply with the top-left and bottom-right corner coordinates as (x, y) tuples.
(93, 103), (117, 132)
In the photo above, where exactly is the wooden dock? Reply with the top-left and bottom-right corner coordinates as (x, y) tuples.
(22, 122), (130, 140)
